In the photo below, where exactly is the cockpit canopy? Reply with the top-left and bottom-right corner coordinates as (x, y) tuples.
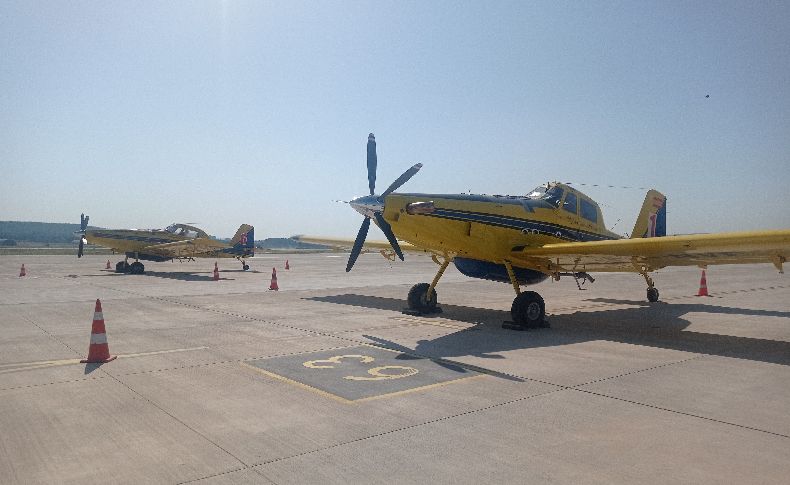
(164, 223), (207, 239)
(527, 183), (603, 226)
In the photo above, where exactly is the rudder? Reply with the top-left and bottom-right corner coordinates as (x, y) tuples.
(631, 190), (666, 238)
(230, 224), (255, 251)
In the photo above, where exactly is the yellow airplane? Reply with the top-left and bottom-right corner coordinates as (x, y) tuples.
(296, 133), (790, 328)
(76, 214), (254, 274)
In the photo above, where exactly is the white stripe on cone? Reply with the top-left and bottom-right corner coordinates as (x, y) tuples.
(90, 333), (108, 345)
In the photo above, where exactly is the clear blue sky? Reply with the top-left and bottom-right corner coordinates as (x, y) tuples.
(2, 1), (789, 239)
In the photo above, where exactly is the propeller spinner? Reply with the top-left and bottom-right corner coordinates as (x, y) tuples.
(346, 134), (422, 272)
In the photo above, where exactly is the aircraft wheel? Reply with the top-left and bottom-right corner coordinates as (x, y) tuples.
(115, 261), (130, 273)
(647, 288), (659, 302)
(243, 264), (250, 271)
(129, 262), (145, 275)
(407, 283), (437, 313)
(511, 291), (545, 328)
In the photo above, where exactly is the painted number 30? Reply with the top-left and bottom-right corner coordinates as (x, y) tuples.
(303, 354), (419, 381)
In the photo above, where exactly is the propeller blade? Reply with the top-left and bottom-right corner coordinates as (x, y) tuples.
(381, 163), (423, 197)
(78, 237), (86, 258)
(80, 213), (89, 232)
(346, 217), (371, 272)
(367, 133), (377, 195)
(373, 212), (404, 261)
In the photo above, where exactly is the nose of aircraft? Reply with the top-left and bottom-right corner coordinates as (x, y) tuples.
(349, 194), (384, 218)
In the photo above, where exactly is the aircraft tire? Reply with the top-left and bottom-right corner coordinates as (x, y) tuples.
(243, 264), (250, 271)
(511, 291), (545, 328)
(407, 283), (437, 313)
(115, 261), (130, 273)
(129, 262), (145, 275)
(647, 288), (659, 302)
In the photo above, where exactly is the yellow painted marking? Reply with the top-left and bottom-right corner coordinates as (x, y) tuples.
(390, 316), (467, 330)
(117, 346), (208, 359)
(303, 354), (374, 369)
(353, 374), (486, 403)
(344, 365), (419, 381)
(240, 362), (353, 404)
(0, 359), (82, 374)
(242, 345), (486, 404)
(0, 346), (208, 374)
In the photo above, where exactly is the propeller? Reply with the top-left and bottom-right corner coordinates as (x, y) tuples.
(77, 213), (89, 258)
(346, 134), (422, 272)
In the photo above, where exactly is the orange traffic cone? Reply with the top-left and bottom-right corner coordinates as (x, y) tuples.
(285, 259), (290, 270)
(697, 270), (710, 297)
(19, 264), (26, 277)
(213, 262), (220, 281)
(80, 299), (116, 363)
(105, 260), (111, 269)
(269, 267), (279, 291)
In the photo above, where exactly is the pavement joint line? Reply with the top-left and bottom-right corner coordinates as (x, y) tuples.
(0, 375), (107, 392)
(19, 313), (83, 360)
(174, 466), (248, 485)
(244, 386), (568, 471)
(574, 387), (790, 440)
(572, 354), (708, 388)
(61, 276), (790, 440)
(0, 347), (211, 375)
(54, 281), (582, 387)
(95, 365), (252, 471)
(0, 345), (360, 393)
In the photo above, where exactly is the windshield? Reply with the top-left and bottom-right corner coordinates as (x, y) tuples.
(526, 186), (547, 199)
(165, 224), (179, 234)
(541, 186), (564, 207)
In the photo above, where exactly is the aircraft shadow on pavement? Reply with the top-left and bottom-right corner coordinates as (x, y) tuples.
(307, 294), (790, 367)
(77, 270), (258, 281)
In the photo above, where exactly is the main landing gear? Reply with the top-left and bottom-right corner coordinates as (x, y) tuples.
(115, 255), (145, 274)
(642, 271), (660, 302)
(405, 257), (449, 314)
(404, 257), (548, 329)
(503, 261), (547, 329)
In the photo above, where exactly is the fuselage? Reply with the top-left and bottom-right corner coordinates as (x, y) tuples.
(85, 229), (190, 258)
(376, 184), (620, 283)
(84, 224), (251, 261)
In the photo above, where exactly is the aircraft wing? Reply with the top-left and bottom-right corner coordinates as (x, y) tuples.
(143, 238), (228, 258)
(510, 230), (790, 273)
(292, 235), (426, 253)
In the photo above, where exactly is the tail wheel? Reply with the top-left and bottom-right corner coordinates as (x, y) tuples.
(511, 291), (545, 328)
(407, 283), (437, 313)
(243, 264), (250, 271)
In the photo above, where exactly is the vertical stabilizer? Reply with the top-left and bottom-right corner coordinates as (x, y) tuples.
(230, 224), (255, 251)
(631, 190), (666, 238)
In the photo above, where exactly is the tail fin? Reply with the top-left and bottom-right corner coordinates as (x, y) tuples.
(631, 190), (666, 238)
(230, 224), (255, 253)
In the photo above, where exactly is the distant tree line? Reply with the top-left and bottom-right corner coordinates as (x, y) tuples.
(0, 221), (87, 244)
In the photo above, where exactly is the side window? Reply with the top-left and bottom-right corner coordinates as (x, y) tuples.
(562, 192), (577, 214)
(580, 198), (598, 223)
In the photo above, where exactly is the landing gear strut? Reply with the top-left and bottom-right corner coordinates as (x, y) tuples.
(405, 256), (449, 314)
(503, 260), (548, 329)
(117, 254), (145, 274)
